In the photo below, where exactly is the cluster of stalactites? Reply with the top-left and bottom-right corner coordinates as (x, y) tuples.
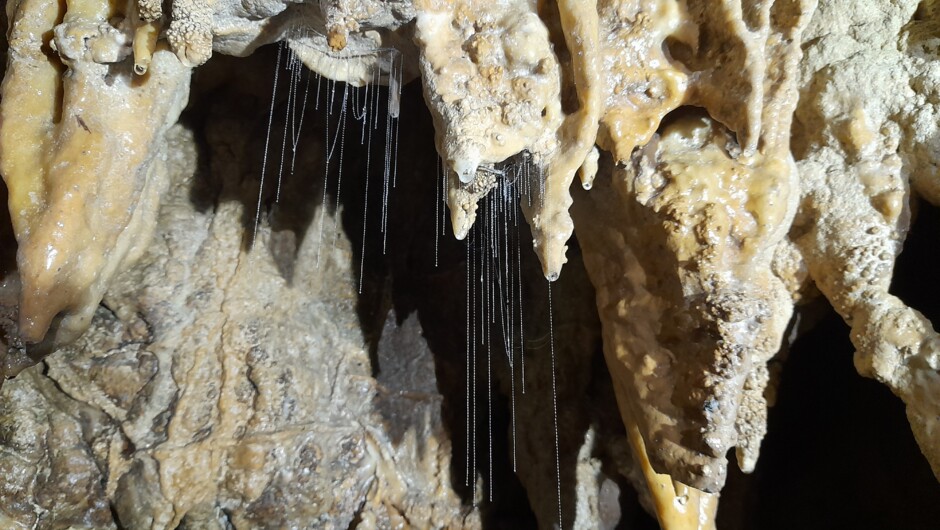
(0, 0), (416, 356)
(415, 0), (692, 281)
(9, 2), (940, 530)
(0, 2), (812, 526)
(413, 0), (819, 526)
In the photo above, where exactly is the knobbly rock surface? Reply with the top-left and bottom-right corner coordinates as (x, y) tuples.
(0, 83), (475, 528)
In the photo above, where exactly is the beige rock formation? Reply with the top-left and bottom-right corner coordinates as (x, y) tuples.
(792, 0), (940, 481)
(1, 0), (190, 352)
(573, 112), (797, 492)
(2, 0), (940, 528)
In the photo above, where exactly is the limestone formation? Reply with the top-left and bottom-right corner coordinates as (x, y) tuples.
(2, 0), (940, 529)
(1, 0), (191, 353)
(792, 0), (940, 481)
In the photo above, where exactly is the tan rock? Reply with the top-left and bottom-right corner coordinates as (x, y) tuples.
(791, 0), (940, 481)
(4, 0), (940, 528)
(0, 0), (191, 349)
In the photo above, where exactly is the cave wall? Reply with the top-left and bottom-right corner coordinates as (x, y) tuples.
(2, 1), (940, 529)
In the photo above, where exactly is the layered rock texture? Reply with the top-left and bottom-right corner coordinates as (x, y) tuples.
(2, 0), (940, 528)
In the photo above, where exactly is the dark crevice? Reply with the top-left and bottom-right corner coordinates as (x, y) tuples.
(716, 199), (940, 529)
(891, 197), (940, 322)
(109, 502), (127, 530)
(722, 307), (940, 529)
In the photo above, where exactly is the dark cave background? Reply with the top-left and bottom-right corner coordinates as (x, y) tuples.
(1, 30), (940, 527)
